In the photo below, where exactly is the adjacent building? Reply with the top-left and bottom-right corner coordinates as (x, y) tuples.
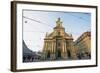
(74, 32), (91, 59)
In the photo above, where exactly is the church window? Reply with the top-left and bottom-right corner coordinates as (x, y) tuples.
(47, 51), (50, 59)
(58, 42), (60, 47)
(58, 31), (60, 35)
(67, 50), (71, 58)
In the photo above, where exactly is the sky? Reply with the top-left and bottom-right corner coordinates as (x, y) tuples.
(23, 10), (91, 52)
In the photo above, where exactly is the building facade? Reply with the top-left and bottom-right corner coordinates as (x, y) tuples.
(74, 32), (91, 59)
(42, 18), (77, 60)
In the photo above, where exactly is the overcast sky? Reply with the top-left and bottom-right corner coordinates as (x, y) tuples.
(23, 10), (91, 52)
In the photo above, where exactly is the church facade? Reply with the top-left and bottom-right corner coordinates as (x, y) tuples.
(42, 18), (77, 60)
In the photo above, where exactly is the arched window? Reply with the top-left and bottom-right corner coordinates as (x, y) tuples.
(58, 31), (60, 35)
(58, 42), (60, 47)
(47, 51), (50, 59)
(67, 50), (71, 58)
(57, 49), (61, 59)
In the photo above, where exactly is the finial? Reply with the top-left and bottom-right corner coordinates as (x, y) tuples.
(58, 17), (60, 21)
(46, 32), (48, 37)
(69, 33), (72, 37)
(56, 17), (62, 27)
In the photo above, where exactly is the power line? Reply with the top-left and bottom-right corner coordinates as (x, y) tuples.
(23, 16), (53, 28)
(23, 14), (90, 36)
(69, 13), (90, 22)
(23, 31), (46, 33)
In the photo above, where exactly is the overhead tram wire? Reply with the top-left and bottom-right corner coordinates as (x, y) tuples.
(68, 13), (91, 31)
(69, 13), (90, 22)
(23, 16), (53, 28)
(23, 14), (90, 36)
(23, 31), (46, 33)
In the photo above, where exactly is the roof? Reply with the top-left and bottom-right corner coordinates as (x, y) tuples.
(44, 18), (73, 40)
(44, 31), (73, 40)
(74, 31), (91, 44)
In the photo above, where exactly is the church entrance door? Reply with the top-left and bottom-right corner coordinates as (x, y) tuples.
(56, 49), (61, 60)
(56, 38), (62, 60)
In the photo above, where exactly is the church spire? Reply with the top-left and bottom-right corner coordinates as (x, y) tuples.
(45, 32), (48, 37)
(56, 17), (62, 27)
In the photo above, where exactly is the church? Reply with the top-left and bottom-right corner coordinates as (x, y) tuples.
(42, 18), (77, 60)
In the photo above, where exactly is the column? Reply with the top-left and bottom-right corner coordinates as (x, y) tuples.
(62, 41), (65, 53)
(52, 42), (54, 53)
(43, 41), (46, 55)
(54, 42), (56, 53)
(64, 41), (67, 59)
(64, 41), (66, 52)
(46, 41), (48, 59)
(53, 42), (56, 59)
(43, 41), (46, 60)
(52, 42), (54, 59)
(62, 41), (64, 59)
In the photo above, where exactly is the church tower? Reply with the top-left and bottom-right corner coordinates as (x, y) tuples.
(42, 18), (77, 60)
